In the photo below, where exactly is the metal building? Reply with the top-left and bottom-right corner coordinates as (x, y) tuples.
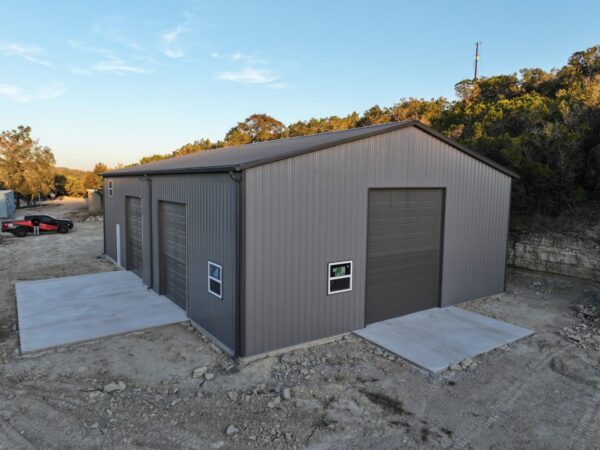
(103, 121), (517, 357)
(0, 190), (15, 219)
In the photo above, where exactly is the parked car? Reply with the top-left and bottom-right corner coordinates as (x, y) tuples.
(1, 215), (74, 237)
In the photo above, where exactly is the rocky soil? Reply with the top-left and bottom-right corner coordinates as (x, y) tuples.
(1, 199), (599, 449)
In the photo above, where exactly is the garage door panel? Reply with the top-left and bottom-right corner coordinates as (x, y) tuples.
(126, 197), (143, 278)
(366, 189), (443, 324)
(160, 201), (187, 311)
(368, 241), (441, 257)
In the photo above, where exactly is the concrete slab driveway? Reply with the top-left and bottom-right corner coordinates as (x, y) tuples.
(16, 271), (187, 353)
(354, 306), (533, 373)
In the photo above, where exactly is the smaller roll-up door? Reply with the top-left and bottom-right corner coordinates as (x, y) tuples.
(125, 197), (143, 278)
(159, 201), (187, 310)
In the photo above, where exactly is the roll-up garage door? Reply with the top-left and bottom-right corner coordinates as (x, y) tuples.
(125, 197), (143, 278)
(159, 201), (187, 310)
(366, 189), (444, 324)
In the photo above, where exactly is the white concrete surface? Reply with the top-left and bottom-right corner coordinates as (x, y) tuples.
(16, 271), (187, 353)
(354, 306), (533, 373)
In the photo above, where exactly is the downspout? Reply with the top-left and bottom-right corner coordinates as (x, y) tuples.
(229, 170), (243, 357)
(144, 174), (153, 289)
(102, 177), (106, 256)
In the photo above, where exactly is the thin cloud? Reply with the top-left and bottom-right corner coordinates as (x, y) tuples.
(212, 51), (263, 63)
(69, 41), (151, 75)
(161, 25), (187, 59)
(68, 40), (112, 55)
(0, 43), (51, 66)
(92, 55), (152, 75)
(218, 67), (278, 84)
(37, 83), (67, 100)
(92, 16), (142, 51)
(69, 66), (93, 76)
(0, 82), (66, 102)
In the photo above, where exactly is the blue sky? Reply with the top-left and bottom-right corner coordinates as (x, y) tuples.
(1, 0), (599, 169)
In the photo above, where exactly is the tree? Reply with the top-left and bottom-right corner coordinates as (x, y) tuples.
(93, 162), (109, 176)
(65, 175), (85, 197)
(173, 138), (219, 156)
(54, 174), (67, 196)
(0, 126), (55, 203)
(224, 114), (285, 146)
(83, 172), (99, 190)
(138, 154), (169, 165)
(135, 44), (600, 216)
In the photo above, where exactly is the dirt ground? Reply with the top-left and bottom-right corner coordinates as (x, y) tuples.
(1, 199), (599, 449)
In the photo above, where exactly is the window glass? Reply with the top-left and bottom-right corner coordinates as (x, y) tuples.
(208, 261), (222, 299)
(328, 261), (353, 295)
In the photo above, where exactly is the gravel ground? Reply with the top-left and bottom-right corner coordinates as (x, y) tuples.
(1, 199), (599, 449)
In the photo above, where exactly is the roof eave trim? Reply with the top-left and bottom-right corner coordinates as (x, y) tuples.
(102, 165), (241, 178)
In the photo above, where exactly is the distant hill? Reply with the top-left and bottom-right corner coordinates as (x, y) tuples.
(54, 167), (89, 178)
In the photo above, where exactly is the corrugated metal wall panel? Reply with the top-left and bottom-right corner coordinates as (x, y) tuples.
(103, 177), (152, 285)
(151, 174), (237, 352)
(243, 127), (511, 356)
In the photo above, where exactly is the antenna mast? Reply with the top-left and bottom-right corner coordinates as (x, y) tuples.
(474, 42), (481, 80)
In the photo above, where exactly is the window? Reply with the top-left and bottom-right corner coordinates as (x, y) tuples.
(208, 261), (222, 299)
(328, 260), (353, 295)
(108, 180), (113, 197)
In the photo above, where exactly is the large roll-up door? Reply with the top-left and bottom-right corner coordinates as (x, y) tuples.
(159, 201), (187, 310)
(125, 197), (143, 278)
(366, 189), (444, 324)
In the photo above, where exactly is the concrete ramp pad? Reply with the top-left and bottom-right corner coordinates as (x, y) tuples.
(354, 306), (533, 373)
(16, 271), (188, 353)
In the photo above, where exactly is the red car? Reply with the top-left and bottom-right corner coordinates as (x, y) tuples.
(1, 215), (74, 237)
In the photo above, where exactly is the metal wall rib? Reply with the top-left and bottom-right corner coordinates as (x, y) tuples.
(243, 127), (512, 356)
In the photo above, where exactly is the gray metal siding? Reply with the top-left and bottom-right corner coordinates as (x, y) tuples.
(103, 177), (152, 286)
(243, 126), (511, 356)
(151, 174), (238, 352)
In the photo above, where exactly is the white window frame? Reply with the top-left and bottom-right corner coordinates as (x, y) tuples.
(108, 180), (113, 197)
(208, 261), (222, 299)
(328, 260), (353, 295)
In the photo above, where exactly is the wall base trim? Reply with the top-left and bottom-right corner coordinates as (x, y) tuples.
(239, 332), (349, 365)
(189, 320), (235, 357)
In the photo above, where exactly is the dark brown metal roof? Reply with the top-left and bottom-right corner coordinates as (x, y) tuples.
(105, 121), (518, 178)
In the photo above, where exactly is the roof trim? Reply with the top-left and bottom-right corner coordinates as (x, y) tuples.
(104, 121), (518, 179)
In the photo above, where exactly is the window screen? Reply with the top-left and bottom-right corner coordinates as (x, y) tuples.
(208, 261), (222, 299)
(328, 260), (352, 295)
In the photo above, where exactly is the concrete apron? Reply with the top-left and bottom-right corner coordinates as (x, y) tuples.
(16, 270), (188, 353)
(354, 306), (533, 373)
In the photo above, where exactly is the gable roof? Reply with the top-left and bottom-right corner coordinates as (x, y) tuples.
(105, 121), (518, 178)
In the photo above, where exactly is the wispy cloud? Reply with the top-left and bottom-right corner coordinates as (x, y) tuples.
(0, 82), (66, 103)
(68, 40), (111, 55)
(69, 40), (151, 75)
(92, 16), (142, 51)
(212, 51), (263, 64)
(218, 67), (278, 85)
(161, 25), (187, 59)
(69, 66), (93, 76)
(0, 43), (51, 66)
(92, 55), (152, 75)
